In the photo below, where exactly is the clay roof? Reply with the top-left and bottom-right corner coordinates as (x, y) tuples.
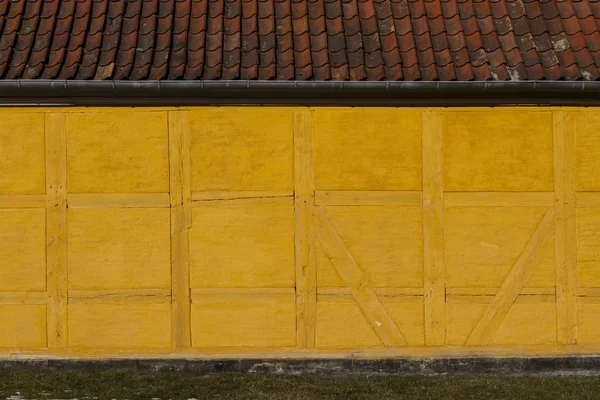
(0, 0), (599, 81)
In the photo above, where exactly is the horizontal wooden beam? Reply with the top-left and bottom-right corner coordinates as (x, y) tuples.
(446, 287), (555, 296)
(0, 292), (46, 305)
(317, 287), (423, 296)
(67, 194), (170, 208)
(315, 191), (422, 206)
(447, 294), (555, 304)
(444, 192), (554, 207)
(0, 195), (46, 208)
(191, 288), (295, 303)
(192, 191), (293, 202)
(68, 289), (171, 304)
(7, 343), (600, 359)
(318, 294), (422, 303)
(191, 288), (294, 296)
(578, 288), (600, 297)
(577, 297), (600, 304)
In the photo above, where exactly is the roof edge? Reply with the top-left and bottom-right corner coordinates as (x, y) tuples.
(0, 80), (599, 106)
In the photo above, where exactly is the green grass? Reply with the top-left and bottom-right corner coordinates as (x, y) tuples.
(1, 371), (600, 399)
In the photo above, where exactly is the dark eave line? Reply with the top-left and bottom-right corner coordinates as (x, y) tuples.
(0, 80), (599, 106)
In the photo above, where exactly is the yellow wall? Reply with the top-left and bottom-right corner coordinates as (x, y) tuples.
(1, 106), (600, 358)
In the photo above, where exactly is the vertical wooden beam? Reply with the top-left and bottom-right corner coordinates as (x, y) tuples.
(553, 111), (578, 344)
(169, 111), (192, 348)
(422, 110), (446, 346)
(46, 113), (68, 348)
(294, 110), (317, 347)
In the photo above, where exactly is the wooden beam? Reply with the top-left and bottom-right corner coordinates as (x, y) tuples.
(317, 287), (423, 304)
(447, 294), (556, 305)
(576, 297), (600, 305)
(577, 288), (600, 297)
(446, 287), (555, 296)
(68, 289), (171, 304)
(45, 113), (68, 348)
(191, 288), (294, 296)
(192, 191), (293, 202)
(0, 292), (47, 305)
(317, 287), (424, 297)
(67, 193), (170, 208)
(315, 191), (422, 206)
(422, 110), (446, 346)
(315, 206), (406, 346)
(553, 111), (578, 344)
(465, 207), (555, 345)
(168, 111), (192, 348)
(0, 195), (46, 208)
(8, 343), (600, 359)
(294, 111), (317, 348)
(192, 288), (295, 304)
(444, 192), (555, 207)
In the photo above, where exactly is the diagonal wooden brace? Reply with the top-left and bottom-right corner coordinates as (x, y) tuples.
(466, 207), (556, 345)
(315, 206), (407, 347)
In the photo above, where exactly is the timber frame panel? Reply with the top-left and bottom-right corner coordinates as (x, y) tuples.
(0, 106), (598, 355)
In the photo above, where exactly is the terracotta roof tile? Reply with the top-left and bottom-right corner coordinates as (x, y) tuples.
(505, 62), (525, 79)
(0, 0), (597, 81)
(420, 62), (437, 79)
(573, 0), (594, 19)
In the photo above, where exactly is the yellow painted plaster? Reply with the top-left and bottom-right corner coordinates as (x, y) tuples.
(0, 107), (597, 356)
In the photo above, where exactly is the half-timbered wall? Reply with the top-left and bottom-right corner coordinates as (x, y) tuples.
(1, 106), (599, 357)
